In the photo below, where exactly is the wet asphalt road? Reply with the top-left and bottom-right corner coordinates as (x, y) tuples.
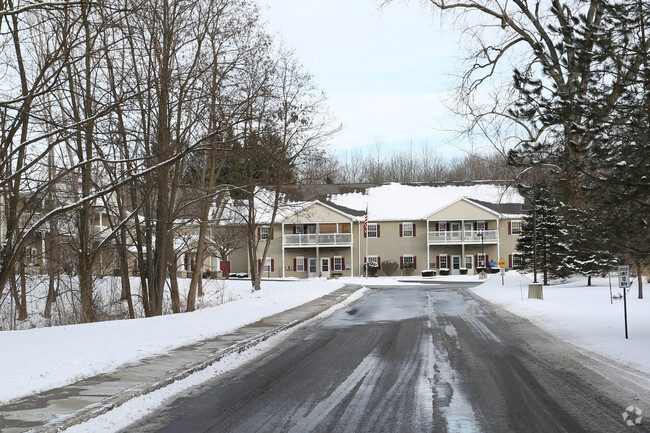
(122, 283), (650, 433)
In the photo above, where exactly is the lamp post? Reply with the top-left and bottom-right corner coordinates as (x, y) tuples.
(478, 230), (486, 278)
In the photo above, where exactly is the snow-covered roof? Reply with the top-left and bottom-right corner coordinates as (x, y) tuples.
(326, 183), (524, 221)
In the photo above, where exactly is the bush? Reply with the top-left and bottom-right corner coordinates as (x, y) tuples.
(363, 263), (378, 277)
(422, 270), (435, 277)
(460, 268), (468, 275)
(382, 260), (399, 276)
(439, 268), (450, 276)
(403, 263), (415, 276)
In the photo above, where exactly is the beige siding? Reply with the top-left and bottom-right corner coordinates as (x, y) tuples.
(428, 199), (497, 221)
(357, 221), (427, 275)
(285, 203), (353, 224)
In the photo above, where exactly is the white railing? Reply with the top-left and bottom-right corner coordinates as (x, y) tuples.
(284, 234), (318, 245)
(283, 233), (352, 246)
(318, 233), (352, 245)
(428, 230), (498, 244)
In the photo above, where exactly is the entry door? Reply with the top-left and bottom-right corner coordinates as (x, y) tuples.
(308, 258), (318, 278)
(451, 255), (462, 275)
(321, 257), (330, 278)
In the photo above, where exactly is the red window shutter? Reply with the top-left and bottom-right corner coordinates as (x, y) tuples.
(342, 257), (346, 269)
(257, 227), (261, 238)
(508, 221), (512, 235)
(485, 222), (489, 230)
(257, 259), (261, 271)
(270, 229), (274, 240)
(303, 258), (307, 270)
(271, 259), (275, 272)
(475, 255), (478, 268)
(486, 255), (489, 265)
(364, 257), (367, 264)
(400, 256), (404, 269)
(399, 224), (403, 237)
(377, 224), (381, 237)
(293, 226), (296, 234)
(447, 255), (450, 267)
(378, 257), (381, 270)
(447, 223), (451, 231)
(413, 224), (416, 237)
(509, 255), (513, 268)
(436, 256), (440, 268)
(435, 222), (439, 231)
(331, 257), (334, 269)
(474, 222), (478, 231)
(414, 256), (417, 269)
(293, 258), (296, 270)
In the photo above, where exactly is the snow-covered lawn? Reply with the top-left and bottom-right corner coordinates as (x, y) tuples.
(472, 272), (650, 373)
(0, 278), (346, 405)
(1, 272), (648, 411)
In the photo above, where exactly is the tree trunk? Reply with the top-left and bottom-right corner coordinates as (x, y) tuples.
(43, 273), (58, 319)
(636, 261), (644, 299)
(169, 259), (181, 313)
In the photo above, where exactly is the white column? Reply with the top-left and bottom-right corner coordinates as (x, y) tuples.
(281, 222), (286, 278)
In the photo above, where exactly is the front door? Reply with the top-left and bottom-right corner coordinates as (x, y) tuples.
(451, 255), (462, 275)
(321, 257), (330, 278)
(308, 258), (318, 278)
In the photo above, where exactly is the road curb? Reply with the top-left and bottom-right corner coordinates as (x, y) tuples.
(31, 284), (363, 433)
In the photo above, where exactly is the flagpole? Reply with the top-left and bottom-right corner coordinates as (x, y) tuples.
(365, 204), (368, 278)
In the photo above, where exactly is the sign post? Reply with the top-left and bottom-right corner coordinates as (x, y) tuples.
(498, 259), (506, 286)
(618, 265), (631, 339)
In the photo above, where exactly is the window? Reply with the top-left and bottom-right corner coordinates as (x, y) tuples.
(401, 222), (414, 237)
(477, 253), (486, 268)
(439, 255), (448, 269)
(438, 221), (447, 231)
(263, 257), (272, 272)
(366, 255), (379, 268)
(296, 256), (305, 272)
(465, 255), (473, 269)
(367, 223), (378, 238)
(295, 225), (304, 234)
(402, 254), (415, 269)
(512, 254), (523, 268)
(260, 226), (270, 240)
(510, 221), (523, 235)
(476, 221), (486, 232)
(333, 256), (343, 271)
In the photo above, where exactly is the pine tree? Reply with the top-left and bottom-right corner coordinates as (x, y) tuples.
(516, 184), (572, 284)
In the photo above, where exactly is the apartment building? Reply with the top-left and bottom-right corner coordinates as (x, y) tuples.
(230, 183), (528, 278)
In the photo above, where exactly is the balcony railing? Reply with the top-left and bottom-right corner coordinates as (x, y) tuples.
(284, 233), (352, 246)
(428, 230), (498, 244)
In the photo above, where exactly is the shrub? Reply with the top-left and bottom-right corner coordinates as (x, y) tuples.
(403, 263), (415, 276)
(382, 260), (399, 276)
(363, 262), (378, 277)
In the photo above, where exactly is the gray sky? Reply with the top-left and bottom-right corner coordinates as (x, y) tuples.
(260, 0), (466, 156)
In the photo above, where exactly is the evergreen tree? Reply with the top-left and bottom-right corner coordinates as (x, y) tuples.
(516, 183), (572, 284)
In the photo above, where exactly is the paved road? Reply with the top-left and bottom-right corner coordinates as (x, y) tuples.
(122, 283), (650, 433)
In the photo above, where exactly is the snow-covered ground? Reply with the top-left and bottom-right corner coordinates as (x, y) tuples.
(472, 272), (650, 373)
(1, 273), (648, 432)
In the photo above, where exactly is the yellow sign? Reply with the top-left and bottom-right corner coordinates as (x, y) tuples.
(498, 259), (506, 268)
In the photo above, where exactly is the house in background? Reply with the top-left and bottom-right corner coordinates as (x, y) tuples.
(227, 183), (528, 278)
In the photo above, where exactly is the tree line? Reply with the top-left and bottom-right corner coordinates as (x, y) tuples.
(0, 0), (335, 325)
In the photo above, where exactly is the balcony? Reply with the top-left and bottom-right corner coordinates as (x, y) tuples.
(428, 230), (498, 244)
(284, 233), (352, 246)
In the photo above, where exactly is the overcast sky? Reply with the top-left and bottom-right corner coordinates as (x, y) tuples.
(260, 0), (466, 157)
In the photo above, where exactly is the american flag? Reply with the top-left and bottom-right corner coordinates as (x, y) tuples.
(364, 205), (368, 236)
